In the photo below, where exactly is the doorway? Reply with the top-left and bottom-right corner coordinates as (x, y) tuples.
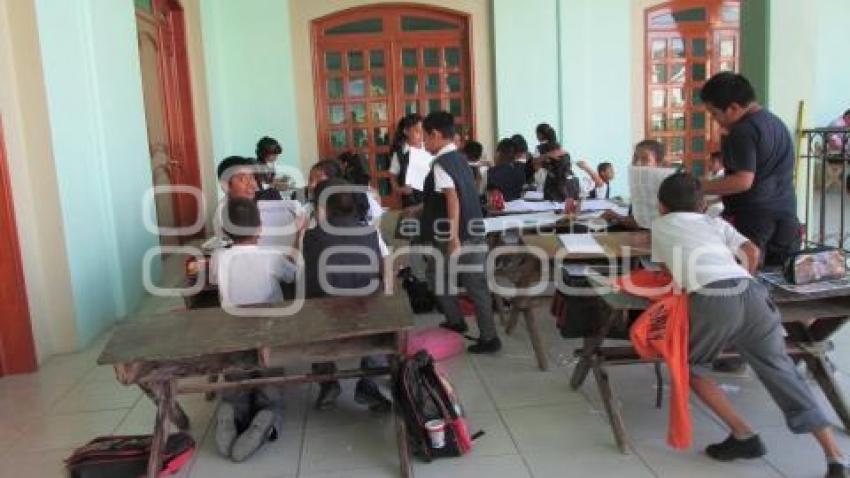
(312, 5), (474, 208)
(136, 0), (203, 244)
(645, 0), (740, 175)
(0, 118), (38, 376)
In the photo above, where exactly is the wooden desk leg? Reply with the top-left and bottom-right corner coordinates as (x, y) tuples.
(147, 380), (174, 478)
(805, 353), (850, 432)
(493, 294), (508, 327)
(140, 383), (190, 431)
(392, 333), (413, 478)
(523, 306), (549, 371)
(591, 361), (632, 454)
(570, 308), (621, 390)
(505, 303), (521, 335)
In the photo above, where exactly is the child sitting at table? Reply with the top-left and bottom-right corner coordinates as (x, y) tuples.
(601, 139), (665, 229)
(486, 138), (526, 202)
(303, 177), (393, 412)
(210, 197), (305, 463)
(652, 172), (847, 478)
(214, 156), (260, 243)
(576, 160), (614, 199)
(461, 140), (485, 193)
(540, 142), (581, 203)
(511, 134), (535, 185)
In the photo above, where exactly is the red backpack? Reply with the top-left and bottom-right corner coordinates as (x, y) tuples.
(393, 351), (482, 461)
(65, 432), (195, 478)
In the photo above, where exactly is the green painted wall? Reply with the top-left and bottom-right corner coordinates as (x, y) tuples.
(492, 0), (561, 144)
(740, 0), (770, 105)
(34, 0), (157, 347)
(200, 0), (301, 179)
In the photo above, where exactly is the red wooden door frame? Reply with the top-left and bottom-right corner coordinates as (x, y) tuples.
(0, 118), (38, 375)
(137, 0), (204, 241)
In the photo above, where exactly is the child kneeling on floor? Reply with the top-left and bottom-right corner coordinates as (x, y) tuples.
(210, 197), (305, 462)
(651, 172), (847, 478)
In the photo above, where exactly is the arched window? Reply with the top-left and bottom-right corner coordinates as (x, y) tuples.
(313, 6), (473, 207)
(645, 0), (740, 176)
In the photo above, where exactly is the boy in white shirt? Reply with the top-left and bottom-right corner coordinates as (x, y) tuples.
(652, 173), (846, 478)
(209, 197), (304, 463)
(577, 160), (614, 199)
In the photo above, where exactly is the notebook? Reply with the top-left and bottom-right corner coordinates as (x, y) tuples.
(558, 234), (605, 254)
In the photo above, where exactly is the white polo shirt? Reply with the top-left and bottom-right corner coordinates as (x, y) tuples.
(210, 245), (298, 307)
(432, 143), (459, 191)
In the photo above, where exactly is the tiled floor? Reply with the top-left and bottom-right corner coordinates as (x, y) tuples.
(1, 294), (848, 478)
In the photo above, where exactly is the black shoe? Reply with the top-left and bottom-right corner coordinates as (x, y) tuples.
(354, 379), (392, 413)
(314, 381), (342, 410)
(712, 357), (747, 374)
(468, 337), (502, 354)
(827, 463), (848, 478)
(705, 434), (767, 461)
(439, 321), (469, 334)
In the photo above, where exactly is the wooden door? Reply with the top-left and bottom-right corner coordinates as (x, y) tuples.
(313, 6), (472, 208)
(645, 0), (740, 176)
(136, 0), (202, 243)
(0, 118), (38, 375)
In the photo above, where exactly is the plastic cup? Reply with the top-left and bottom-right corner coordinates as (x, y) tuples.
(424, 419), (446, 449)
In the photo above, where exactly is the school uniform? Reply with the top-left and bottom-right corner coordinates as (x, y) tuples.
(420, 144), (497, 342)
(652, 212), (830, 435)
(390, 144), (424, 208)
(542, 155), (582, 202)
(486, 161), (526, 201)
(581, 177), (611, 199)
(720, 109), (801, 266)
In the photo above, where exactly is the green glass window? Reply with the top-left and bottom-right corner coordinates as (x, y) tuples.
(401, 16), (459, 32)
(375, 129), (390, 147)
(330, 130), (347, 149)
(325, 52), (342, 71)
(329, 104), (345, 125)
(692, 159), (705, 178)
(350, 103), (366, 123)
(369, 50), (385, 69)
(691, 136), (706, 153)
(348, 51), (364, 71)
(428, 99), (442, 114)
(692, 63), (707, 82)
(649, 8), (707, 28)
(692, 88), (703, 105)
(424, 48), (440, 67)
(691, 112), (706, 130)
(425, 74), (440, 93)
(722, 5), (740, 23)
(446, 74), (461, 93)
(326, 18), (383, 36)
(378, 178), (392, 197)
(402, 49), (418, 68)
(405, 101), (418, 115)
(404, 75), (418, 95)
(449, 98), (462, 117)
(692, 39), (706, 57)
(353, 129), (368, 148)
(327, 78), (344, 99)
(445, 48), (460, 67)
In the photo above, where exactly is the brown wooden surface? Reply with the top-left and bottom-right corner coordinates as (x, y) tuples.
(99, 293), (413, 365)
(521, 231), (652, 260)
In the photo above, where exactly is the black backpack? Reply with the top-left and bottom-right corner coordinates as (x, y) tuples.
(392, 351), (481, 462)
(399, 267), (435, 314)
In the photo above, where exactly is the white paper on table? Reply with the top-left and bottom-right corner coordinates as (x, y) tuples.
(523, 190), (544, 201)
(403, 147), (433, 191)
(628, 166), (677, 229)
(503, 200), (565, 214)
(558, 234), (605, 254)
(257, 200), (303, 248)
(482, 212), (562, 233)
(580, 199), (619, 212)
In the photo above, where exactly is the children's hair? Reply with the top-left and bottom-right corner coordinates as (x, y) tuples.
(700, 72), (756, 110)
(598, 162), (613, 176)
(709, 151), (723, 161)
(337, 151), (371, 186)
(462, 140), (483, 161)
(658, 172), (703, 213)
(310, 159), (343, 181)
(635, 140), (665, 165)
(423, 111), (456, 139)
(224, 197), (261, 242)
(255, 136), (282, 161)
(496, 138), (518, 163)
(391, 113), (423, 154)
(844, 109), (850, 118)
(511, 134), (529, 154)
(217, 156), (257, 180)
(535, 123), (557, 144)
(538, 141), (562, 156)
(314, 177), (357, 219)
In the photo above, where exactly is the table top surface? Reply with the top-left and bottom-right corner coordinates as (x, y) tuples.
(98, 293), (413, 365)
(521, 231), (652, 260)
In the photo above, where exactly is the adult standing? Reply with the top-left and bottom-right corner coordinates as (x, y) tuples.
(700, 72), (801, 268)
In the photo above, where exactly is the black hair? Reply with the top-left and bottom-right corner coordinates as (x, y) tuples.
(224, 197), (261, 242)
(635, 139), (666, 165)
(462, 140), (483, 161)
(255, 136), (282, 161)
(391, 113), (423, 155)
(658, 172), (703, 213)
(217, 156), (257, 180)
(337, 151), (371, 186)
(844, 109), (850, 118)
(535, 123), (557, 144)
(422, 111), (456, 139)
(700, 72), (757, 110)
(597, 162), (613, 175)
(496, 138), (518, 163)
(310, 159), (343, 181)
(511, 134), (529, 154)
(709, 151), (723, 160)
(314, 177), (357, 219)
(538, 141), (562, 156)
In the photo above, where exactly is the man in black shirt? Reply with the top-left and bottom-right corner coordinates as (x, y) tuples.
(700, 72), (801, 267)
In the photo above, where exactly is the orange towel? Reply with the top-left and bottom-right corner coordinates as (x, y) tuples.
(617, 270), (692, 450)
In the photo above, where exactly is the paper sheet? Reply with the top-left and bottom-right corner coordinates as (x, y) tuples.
(257, 200), (304, 248)
(503, 200), (565, 214)
(628, 166), (677, 229)
(523, 190), (544, 201)
(482, 212), (562, 233)
(403, 147), (433, 191)
(558, 234), (605, 254)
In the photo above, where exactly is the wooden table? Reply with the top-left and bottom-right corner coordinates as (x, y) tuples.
(520, 230), (651, 261)
(98, 294), (414, 478)
(571, 274), (850, 454)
